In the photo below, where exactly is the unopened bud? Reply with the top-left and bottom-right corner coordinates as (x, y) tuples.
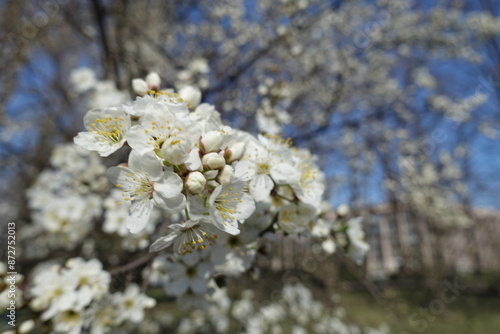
(217, 165), (234, 186)
(132, 79), (149, 95)
(207, 180), (219, 188)
(19, 320), (35, 334)
(200, 131), (223, 153)
(146, 72), (161, 90)
(224, 142), (246, 162)
(179, 85), (202, 107)
(202, 152), (226, 170)
(336, 204), (350, 217)
(185, 171), (206, 194)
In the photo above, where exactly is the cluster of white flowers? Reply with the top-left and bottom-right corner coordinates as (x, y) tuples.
(103, 189), (162, 251)
(177, 57), (211, 91)
(161, 282), (389, 334)
(255, 77), (292, 135)
(399, 156), (472, 228)
(70, 67), (129, 109)
(311, 204), (370, 264)
(72, 72), (333, 303)
(22, 141), (167, 256)
(23, 144), (106, 254)
(27, 258), (155, 334)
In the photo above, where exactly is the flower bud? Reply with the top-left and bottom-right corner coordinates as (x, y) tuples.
(321, 239), (336, 254)
(179, 85), (202, 107)
(19, 320), (35, 334)
(202, 152), (226, 170)
(146, 72), (161, 89)
(200, 131), (223, 153)
(217, 165), (234, 186)
(224, 142), (246, 162)
(132, 79), (149, 95)
(207, 180), (219, 188)
(336, 204), (350, 217)
(161, 137), (192, 165)
(185, 171), (206, 194)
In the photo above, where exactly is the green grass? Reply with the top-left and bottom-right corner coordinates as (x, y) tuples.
(339, 289), (500, 334)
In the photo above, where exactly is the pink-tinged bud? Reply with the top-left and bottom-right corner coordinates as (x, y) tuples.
(132, 79), (149, 95)
(146, 72), (161, 90)
(202, 152), (226, 170)
(185, 171), (206, 194)
(200, 131), (223, 153)
(224, 142), (246, 162)
(217, 165), (234, 186)
(179, 85), (202, 107)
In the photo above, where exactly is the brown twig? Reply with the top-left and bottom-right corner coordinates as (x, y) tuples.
(110, 252), (157, 276)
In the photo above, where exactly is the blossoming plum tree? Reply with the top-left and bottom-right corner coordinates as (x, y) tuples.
(2, 0), (500, 332)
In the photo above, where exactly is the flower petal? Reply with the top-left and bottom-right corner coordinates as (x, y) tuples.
(126, 199), (153, 233)
(189, 276), (208, 294)
(106, 166), (131, 186)
(128, 150), (162, 178)
(271, 163), (300, 184)
(154, 171), (183, 197)
(235, 193), (256, 221)
(211, 209), (240, 235)
(234, 160), (256, 181)
(153, 192), (186, 213)
(125, 125), (155, 154)
(149, 231), (179, 252)
(185, 148), (202, 171)
(249, 174), (274, 201)
(168, 277), (188, 296)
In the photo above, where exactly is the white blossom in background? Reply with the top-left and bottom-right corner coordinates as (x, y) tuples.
(28, 258), (155, 334)
(23, 144), (106, 253)
(153, 253), (214, 301)
(70, 68), (129, 109)
(89, 81), (129, 109)
(103, 189), (161, 251)
(114, 284), (156, 323)
(132, 72), (161, 95)
(346, 217), (370, 265)
(278, 202), (316, 234)
(164, 282), (388, 334)
(65, 258), (111, 303)
(399, 155), (472, 228)
(290, 148), (326, 211)
(178, 85), (202, 108)
(29, 264), (80, 321)
(70, 67), (97, 93)
(311, 203), (337, 255)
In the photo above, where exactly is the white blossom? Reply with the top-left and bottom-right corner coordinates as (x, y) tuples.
(346, 217), (370, 264)
(106, 150), (185, 233)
